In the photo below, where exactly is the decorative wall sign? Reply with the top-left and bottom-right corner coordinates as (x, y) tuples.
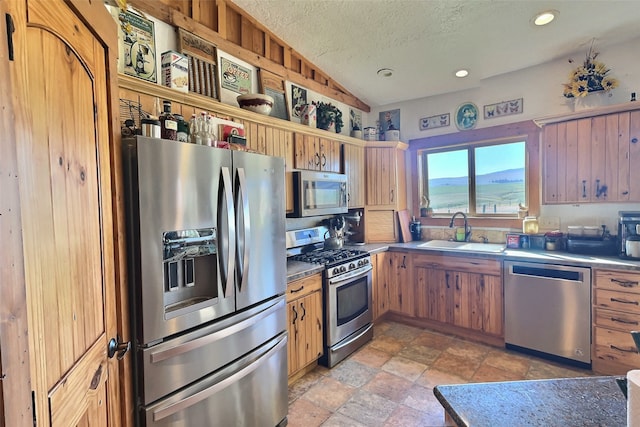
(116, 10), (157, 83)
(419, 113), (450, 131)
(258, 69), (289, 120)
(454, 102), (479, 131)
(220, 57), (251, 94)
(484, 98), (523, 119)
(177, 28), (219, 100)
(289, 84), (307, 120)
(379, 109), (400, 139)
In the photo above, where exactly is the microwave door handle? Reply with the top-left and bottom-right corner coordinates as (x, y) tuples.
(219, 167), (236, 298)
(235, 167), (250, 292)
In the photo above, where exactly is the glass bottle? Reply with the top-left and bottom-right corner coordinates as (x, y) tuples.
(159, 100), (177, 140)
(175, 114), (189, 142)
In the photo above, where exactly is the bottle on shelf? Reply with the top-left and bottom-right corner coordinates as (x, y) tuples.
(159, 100), (177, 140)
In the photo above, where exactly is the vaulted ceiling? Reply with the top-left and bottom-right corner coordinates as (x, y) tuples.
(231, 0), (640, 107)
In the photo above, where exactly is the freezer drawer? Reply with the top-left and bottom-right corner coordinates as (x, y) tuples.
(139, 296), (286, 405)
(142, 332), (288, 427)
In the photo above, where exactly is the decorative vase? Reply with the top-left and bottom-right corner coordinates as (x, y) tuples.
(350, 130), (362, 139)
(573, 91), (612, 111)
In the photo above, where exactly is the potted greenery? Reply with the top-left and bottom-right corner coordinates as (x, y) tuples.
(313, 101), (343, 133)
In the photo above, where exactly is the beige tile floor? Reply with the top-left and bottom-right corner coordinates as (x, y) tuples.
(287, 320), (593, 427)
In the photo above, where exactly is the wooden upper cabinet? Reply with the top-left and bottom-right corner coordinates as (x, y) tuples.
(365, 145), (407, 209)
(293, 133), (340, 172)
(543, 109), (640, 203)
(342, 143), (365, 208)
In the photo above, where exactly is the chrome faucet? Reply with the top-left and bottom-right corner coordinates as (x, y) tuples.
(449, 211), (472, 242)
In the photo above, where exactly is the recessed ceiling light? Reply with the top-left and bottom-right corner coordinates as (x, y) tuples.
(533, 10), (557, 26)
(377, 68), (394, 77)
(455, 69), (469, 78)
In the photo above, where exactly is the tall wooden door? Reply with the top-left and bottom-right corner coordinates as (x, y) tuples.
(4, 0), (123, 425)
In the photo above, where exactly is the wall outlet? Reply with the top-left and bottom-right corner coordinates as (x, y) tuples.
(538, 216), (560, 230)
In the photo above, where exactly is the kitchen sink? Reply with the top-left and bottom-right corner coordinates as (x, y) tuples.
(417, 240), (505, 253)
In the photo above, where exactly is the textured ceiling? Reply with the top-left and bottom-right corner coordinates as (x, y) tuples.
(231, 0), (640, 108)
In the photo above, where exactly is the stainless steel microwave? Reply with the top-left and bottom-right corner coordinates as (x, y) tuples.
(290, 170), (348, 217)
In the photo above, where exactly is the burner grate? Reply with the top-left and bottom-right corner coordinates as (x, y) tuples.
(291, 248), (368, 265)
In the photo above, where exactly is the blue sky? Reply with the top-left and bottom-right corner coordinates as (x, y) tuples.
(428, 142), (525, 179)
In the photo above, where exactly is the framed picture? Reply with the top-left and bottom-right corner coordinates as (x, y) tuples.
(220, 57), (252, 95)
(484, 98), (524, 119)
(177, 28), (220, 100)
(116, 10), (157, 83)
(349, 108), (362, 131)
(419, 113), (450, 131)
(259, 69), (289, 121)
(454, 102), (479, 130)
(288, 84), (307, 122)
(379, 109), (400, 134)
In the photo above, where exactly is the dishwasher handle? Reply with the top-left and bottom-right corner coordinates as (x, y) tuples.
(509, 264), (585, 282)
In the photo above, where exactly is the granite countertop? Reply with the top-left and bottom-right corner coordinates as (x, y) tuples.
(434, 376), (627, 427)
(286, 241), (640, 282)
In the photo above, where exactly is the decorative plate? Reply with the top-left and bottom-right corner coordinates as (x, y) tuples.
(454, 102), (479, 131)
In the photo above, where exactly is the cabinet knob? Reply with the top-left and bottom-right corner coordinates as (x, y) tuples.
(632, 137), (638, 144)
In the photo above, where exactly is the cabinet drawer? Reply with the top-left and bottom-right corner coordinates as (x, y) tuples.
(594, 269), (640, 293)
(594, 326), (640, 368)
(412, 253), (500, 275)
(594, 289), (640, 315)
(594, 307), (640, 331)
(287, 274), (322, 303)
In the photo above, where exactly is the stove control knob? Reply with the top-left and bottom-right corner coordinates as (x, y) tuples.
(363, 258), (369, 265)
(340, 266), (347, 272)
(349, 263), (356, 270)
(333, 267), (340, 275)
(357, 260), (364, 267)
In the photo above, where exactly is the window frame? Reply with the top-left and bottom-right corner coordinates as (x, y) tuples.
(421, 137), (528, 218)
(408, 120), (541, 229)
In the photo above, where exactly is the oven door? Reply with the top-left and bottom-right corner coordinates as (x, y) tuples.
(325, 265), (373, 346)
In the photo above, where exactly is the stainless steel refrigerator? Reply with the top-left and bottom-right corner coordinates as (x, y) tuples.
(122, 136), (288, 426)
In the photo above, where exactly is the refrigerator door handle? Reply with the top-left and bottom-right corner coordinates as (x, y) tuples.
(219, 167), (236, 298)
(151, 335), (287, 422)
(235, 167), (251, 292)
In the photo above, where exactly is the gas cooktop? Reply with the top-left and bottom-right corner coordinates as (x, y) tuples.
(290, 248), (369, 266)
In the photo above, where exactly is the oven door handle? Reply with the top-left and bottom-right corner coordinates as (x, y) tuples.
(328, 265), (372, 286)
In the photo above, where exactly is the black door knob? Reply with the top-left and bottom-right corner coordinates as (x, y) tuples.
(107, 336), (131, 360)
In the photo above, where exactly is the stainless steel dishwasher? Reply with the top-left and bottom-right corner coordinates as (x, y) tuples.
(504, 260), (591, 368)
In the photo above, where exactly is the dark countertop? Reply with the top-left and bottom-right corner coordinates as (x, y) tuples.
(434, 376), (627, 427)
(286, 241), (640, 282)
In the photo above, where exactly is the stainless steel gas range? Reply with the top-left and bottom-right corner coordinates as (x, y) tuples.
(287, 226), (373, 367)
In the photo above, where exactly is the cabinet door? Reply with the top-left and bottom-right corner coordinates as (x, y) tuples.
(342, 143), (365, 207)
(628, 111), (640, 200)
(299, 291), (323, 367)
(287, 299), (301, 376)
(365, 209), (397, 242)
(388, 252), (414, 317)
(481, 275), (504, 336)
(451, 271), (472, 329)
(294, 133), (319, 170)
(319, 138), (341, 172)
(366, 147), (397, 206)
(265, 128), (294, 213)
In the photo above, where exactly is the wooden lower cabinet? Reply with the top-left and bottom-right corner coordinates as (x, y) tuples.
(286, 274), (324, 378)
(372, 252), (391, 321)
(413, 253), (503, 338)
(593, 268), (640, 374)
(388, 251), (415, 317)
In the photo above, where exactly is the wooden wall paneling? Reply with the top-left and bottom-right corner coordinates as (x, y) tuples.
(217, 0), (228, 38)
(166, 8), (370, 111)
(564, 120), (579, 201)
(577, 118), (592, 202)
(225, 6), (241, 45)
(605, 113), (620, 201)
(252, 27), (265, 56)
(617, 112), (630, 201)
(1, 1), (32, 422)
(591, 116), (606, 201)
(629, 111), (640, 200)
